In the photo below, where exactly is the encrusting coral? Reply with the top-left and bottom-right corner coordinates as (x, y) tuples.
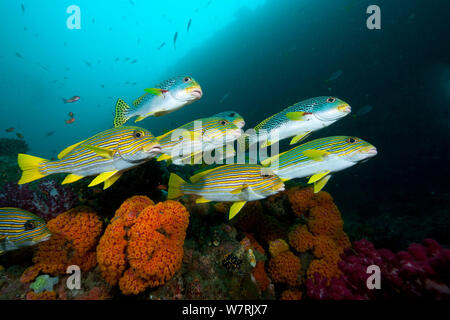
(96, 196), (189, 295)
(20, 206), (102, 283)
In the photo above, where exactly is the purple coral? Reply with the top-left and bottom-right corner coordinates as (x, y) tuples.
(306, 239), (450, 300)
(0, 180), (78, 221)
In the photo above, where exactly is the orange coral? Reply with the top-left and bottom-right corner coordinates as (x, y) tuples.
(280, 289), (302, 300)
(308, 204), (343, 237)
(306, 252), (342, 280)
(21, 206), (102, 283)
(268, 250), (301, 287)
(97, 196), (189, 295)
(268, 239), (290, 258)
(26, 291), (57, 300)
(252, 261), (270, 292)
(288, 225), (314, 253)
(287, 186), (315, 217)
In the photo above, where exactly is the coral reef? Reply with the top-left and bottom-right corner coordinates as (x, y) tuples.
(268, 250), (301, 287)
(20, 206), (102, 282)
(97, 196), (189, 295)
(0, 180), (78, 221)
(306, 238), (450, 300)
(0, 138), (28, 157)
(30, 274), (59, 293)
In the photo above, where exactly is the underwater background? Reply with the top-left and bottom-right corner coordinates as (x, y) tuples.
(0, 0), (449, 300)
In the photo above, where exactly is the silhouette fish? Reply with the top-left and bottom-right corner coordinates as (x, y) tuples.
(173, 32), (178, 49)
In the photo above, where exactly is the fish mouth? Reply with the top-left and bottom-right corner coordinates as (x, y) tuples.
(235, 120), (246, 128)
(35, 233), (51, 243)
(365, 146), (378, 156)
(338, 104), (351, 114)
(187, 86), (203, 98)
(143, 144), (162, 154)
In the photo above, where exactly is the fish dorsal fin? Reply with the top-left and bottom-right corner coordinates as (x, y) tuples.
(254, 113), (277, 131)
(195, 197), (211, 204)
(81, 144), (115, 159)
(302, 149), (330, 161)
(308, 171), (331, 184)
(290, 131), (311, 145)
(88, 171), (118, 187)
(62, 174), (84, 185)
(286, 111), (308, 121)
(133, 92), (149, 107)
(313, 174), (332, 193)
(230, 184), (249, 195)
(190, 167), (217, 183)
(57, 140), (86, 159)
(229, 201), (247, 220)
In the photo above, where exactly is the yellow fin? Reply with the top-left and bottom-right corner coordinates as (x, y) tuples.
(260, 153), (282, 167)
(88, 171), (118, 187)
(113, 98), (132, 127)
(302, 149), (330, 161)
(134, 116), (146, 123)
(81, 145), (115, 159)
(308, 171), (331, 184)
(62, 173), (84, 185)
(290, 132), (311, 145)
(103, 172), (123, 190)
(168, 173), (186, 199)
(17, 153), (48, 184)
(313, 175), (331, 193)
(281, 178), (290, 182)
(196, 197), (211, 204)
(189, 167), (216, 183)
(133, 92), (149, 107)
(286, 111), (307, 121)
(229, 201), (247, 220)
(157, 154), (172, 162)
(57, 140), (86, 159)
(230, 184), (248, 195)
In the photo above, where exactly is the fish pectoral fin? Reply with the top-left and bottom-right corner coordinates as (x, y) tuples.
(229, 201), (247, 220)
(195, 197), (211, 204)
(88, 171), (119, 187)
(290, 132), (311, 145)
(286, 112), (307, 121)
(302, 149), (330, 161)
(62, 173), (84, 185)
(144, 88), (165, 96)
(103, 172), (123, 190)
(308, 171), (331, 184)
(230, 184), (249, 195)
(134, 115), (146, 122)
(81, 144), (115, 159)
(57, 140), (86, 159)
(157, 154), (172, 162)
(313, 174), (332, 193)
(133, 92), (149, 107)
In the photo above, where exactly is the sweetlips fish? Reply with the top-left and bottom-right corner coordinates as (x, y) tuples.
(17, 126), (161, 189)
(248, 96), (351, 148)
(157, 115), (242, 165)
(214, 111), (245, 129)
(168, 164), (285, 219)
(0, 207), (51, 255)
(113, 75), (203, 127)
(261, 136), (377, 193)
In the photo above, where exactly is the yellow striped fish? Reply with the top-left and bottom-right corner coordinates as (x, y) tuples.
(157, 115), (242, 165)
(17, 126), (161, 189)
(261, 136), (377, 193)
(0, 207), (51, 255)
(248, 96), (351, 148)
(168, 164), (285, 219)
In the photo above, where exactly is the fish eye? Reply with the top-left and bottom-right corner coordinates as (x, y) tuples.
(184, 77), (191, 82)
(219, 120), (228, 125)
(327, 97), (336, 103)
(133, 130), (144, 138)
(24, 221), (35, 231)
(178, 136), (183, 140)
(346, 137), (358, 144)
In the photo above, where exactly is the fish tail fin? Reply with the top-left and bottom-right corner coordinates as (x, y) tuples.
(167, 173), (186, 199)
(17, 153), (49, 184)
(113, 98), (132, 127)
